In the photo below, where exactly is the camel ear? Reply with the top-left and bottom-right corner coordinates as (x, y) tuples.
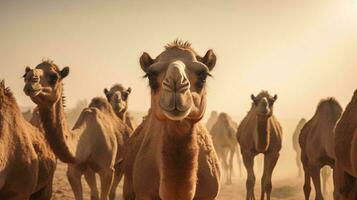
(127, 87), (132, 94)
(268, 94), (278, 106)
(104, 88), (110, 100)
(273, 94), (278, 101)
(60, 67), (70, 79)
(23, 66), (31, 78)
(140, 52), (154, 73)
(198, 49), (216, 71)
(251, 94), (258, 105)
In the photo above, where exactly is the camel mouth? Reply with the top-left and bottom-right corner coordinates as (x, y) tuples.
(24, 88), (41, 97)
(257, 112), (272, 118)
(161, 106), (192, 121)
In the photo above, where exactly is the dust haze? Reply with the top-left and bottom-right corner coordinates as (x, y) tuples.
(1, 0), (356, 199)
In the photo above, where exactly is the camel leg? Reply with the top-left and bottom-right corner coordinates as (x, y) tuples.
(99, 168), (114, 200)
(109, 171), (124, 200)
(123, 176), (135, 200)
(302, 164), (311, 200)
(236, 145), (243, 176)
(30, 173), (54, 200)
(321, 167), (331, 196)
(310, 165), (323, 200)
(242, 150), (256, 200)
(109, 162), (124, 200)
(261, 152), (279, 200)
(84, 169), (100, 200)
(220, 148), (230, 185)
(30, 183), (53, 200)
(333, 163), (342, 200)
(297, 151), (302, 178)
(227, 147), (235, 184)
(67, 165), (84, 200)
(334, 162), (356, 200)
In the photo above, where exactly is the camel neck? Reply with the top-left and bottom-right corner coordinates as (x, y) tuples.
(38, 98), (77, 163)
(157, 117), (199, 199)
(115, 110), (124, 120)
(255, 116), (271, 153)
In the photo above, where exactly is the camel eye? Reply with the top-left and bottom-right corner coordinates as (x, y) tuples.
(122, 92), (129, 100)
(196, 70), (209, 89)
(145, 71), (159, 91)
(49, 73), (58, 85)
(268, 99), (275, 106)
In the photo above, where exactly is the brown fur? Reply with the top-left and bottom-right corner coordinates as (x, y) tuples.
(0, 80), (56, 199)
(334, 90), (357, 199)
(299, 97), (342, 200)
(123, 41), (220, 200)
(236, 91), (282, 200)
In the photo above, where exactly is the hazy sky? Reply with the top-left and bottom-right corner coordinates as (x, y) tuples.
(1, 0), (356, 120)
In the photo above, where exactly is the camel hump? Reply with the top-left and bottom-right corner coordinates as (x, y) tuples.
(72, 108), (98, 130)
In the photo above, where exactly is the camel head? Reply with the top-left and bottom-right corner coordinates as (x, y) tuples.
(210, 110), (219, 118)
(218, 112), (236, 134)
(23, 60), (69, 107)
(251, 91), (278, 118)
(104, 84), (131, 116)
(140, 40), (216, 121)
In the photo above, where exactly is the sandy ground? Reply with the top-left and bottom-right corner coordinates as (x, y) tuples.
(51, 161), (334, 200)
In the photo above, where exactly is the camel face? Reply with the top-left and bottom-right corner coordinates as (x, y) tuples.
(23, 61), (69, 106)
(104, 84), (131, 115)
(140, 41), (216, 121)
(251, 92), (277, 118)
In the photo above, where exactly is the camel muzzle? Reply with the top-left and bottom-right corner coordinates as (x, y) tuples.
(159, 61), (193, 120)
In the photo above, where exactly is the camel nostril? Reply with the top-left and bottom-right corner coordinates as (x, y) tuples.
(177, 80), (190, 93)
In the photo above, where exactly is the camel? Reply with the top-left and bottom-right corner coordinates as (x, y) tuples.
(299, 97), (342, 200)
(210, 112), (242, 184)
(123, 40), (221, 200)
(104, 84), (134, 129)
(23, 60), (131, 200)
(292, 118), (307, 177)
(206, 110), (218, 132)
(334, 90), (357, 199)
(236, 91), (282, 200)
(0, 80), (56, 199)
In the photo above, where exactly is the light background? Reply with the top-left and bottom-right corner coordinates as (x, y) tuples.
(1, 0), (356, 120)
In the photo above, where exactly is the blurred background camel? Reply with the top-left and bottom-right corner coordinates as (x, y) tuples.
(211, 112), (242, 184)
(237, 91), (283, 200)
(0, 80), (56, 199)
(299, 98), (342, 200)
(206, 110), (218, 132)
(104, 84), (134, 130)
(23, 61), (131, 200)
(292, 118), (307, 178)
